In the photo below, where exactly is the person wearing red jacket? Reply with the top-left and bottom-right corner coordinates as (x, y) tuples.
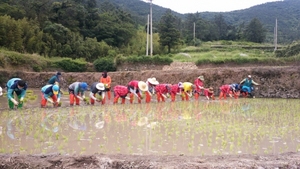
(194, 75), (204, 100)
(113, 85), (130, 104)
(219, 84), (233, 100)
(127, 80), (148, 104)
(170, 82), (183, 102)
(145, 77), (159, 103)
(155, 84), (172, 102)
(204, 87), (215, 100)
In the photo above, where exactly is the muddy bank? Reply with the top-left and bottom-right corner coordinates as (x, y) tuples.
(0, 65), (299, 98)
(0, 152), (300, 168)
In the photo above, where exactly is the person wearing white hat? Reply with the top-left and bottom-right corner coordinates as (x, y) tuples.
(89, 82), (106, 105)
(194, 75), (205, 100)
(0, 86), (3, 96)
(240, 75), (260, 98)
(127, 80), (148, 104)
(145, 77), (159, 103)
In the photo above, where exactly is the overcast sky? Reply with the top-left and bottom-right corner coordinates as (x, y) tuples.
(144, 0), (281, 14)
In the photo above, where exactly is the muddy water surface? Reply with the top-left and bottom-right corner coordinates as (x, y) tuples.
(0, 90), (300, 156)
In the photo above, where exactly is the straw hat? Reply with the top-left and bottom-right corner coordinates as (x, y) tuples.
(198, 75), (204, 81)
(208, 87), (214, 93)
(138, 81), (148, 92)
(96, 83), (105, 90)
(147, 77), (159, 85)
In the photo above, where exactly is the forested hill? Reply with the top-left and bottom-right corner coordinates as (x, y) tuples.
(199, 0), (300, 43)
(103, 0), (300, 43)
(96, 0), (184, 23)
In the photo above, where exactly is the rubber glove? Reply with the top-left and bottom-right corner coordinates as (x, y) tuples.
(20, 97), (24, 102)
(11, 98), (18, 105)
(57, 98), (60, 103)
(47, 98), (54, 104)
(161, 94), (167, 99)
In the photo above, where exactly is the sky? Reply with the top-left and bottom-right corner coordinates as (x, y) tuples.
(144, 0), (281, 14)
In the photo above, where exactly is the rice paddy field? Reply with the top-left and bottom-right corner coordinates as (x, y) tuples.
(0, 92), (300, 156)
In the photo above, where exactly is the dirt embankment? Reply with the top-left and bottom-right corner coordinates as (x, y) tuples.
(1, 63), (299, 98)
(1, 152), (300, 169)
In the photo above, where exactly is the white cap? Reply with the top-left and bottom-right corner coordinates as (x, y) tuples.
(0, 86), (3, 96)
(248, 75), (251, 78)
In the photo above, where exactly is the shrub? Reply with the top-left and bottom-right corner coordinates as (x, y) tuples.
(116, 55), (173, 65)
(6, 53), (27, 65)
(54, 58), (87, 72)
(93, 58), (117, 72)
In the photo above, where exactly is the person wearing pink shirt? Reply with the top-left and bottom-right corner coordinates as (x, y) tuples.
(219, 84), (233, 100)
(194, 75), (204, 100)
(155, 84), (172, 102)
(113, 85), (130, 104)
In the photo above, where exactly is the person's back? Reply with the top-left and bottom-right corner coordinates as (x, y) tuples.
(48, 72), (61, 85)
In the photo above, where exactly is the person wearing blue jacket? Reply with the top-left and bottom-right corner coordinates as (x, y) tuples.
(68, 82), (88, 106)
(41, 84), (60, 108)
(48, 72), (62, 85)
(6, 78), (28, 109)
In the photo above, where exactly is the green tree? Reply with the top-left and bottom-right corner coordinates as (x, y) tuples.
(158, 9), (180, 53)
(244, 18), (266, 43)
(213, 14), (228, 40)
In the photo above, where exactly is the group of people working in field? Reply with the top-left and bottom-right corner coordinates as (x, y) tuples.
(0, 72), (259, 109)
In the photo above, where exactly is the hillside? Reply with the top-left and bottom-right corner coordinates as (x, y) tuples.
(103, 0), (300, 43)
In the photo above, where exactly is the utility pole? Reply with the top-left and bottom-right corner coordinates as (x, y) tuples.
(274, 18), (278, 51)
(193, 22), (195, 46)
(146, 14), (149, 56)
(149, 0), (153, 56)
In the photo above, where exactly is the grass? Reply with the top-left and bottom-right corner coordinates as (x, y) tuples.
(173, 41), (300, 66)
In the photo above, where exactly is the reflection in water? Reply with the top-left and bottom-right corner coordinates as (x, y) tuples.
(0, 99), (300, 156)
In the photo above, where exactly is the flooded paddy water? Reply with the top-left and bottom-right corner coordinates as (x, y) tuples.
(0, 89), (300, 156)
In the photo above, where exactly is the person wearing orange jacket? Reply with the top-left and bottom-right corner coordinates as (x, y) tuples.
(100, 71), (112, 103)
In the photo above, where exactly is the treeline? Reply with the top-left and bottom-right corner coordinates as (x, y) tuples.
(0, 0), (267, 62)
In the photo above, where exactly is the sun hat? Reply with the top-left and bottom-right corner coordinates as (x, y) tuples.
(138, 81), (148, 92)
(208, 87), (214, 93)
(0, 86), (2, 96)
(52, 85), (59, 95)
(96, 83), (105, 90)
(147, 77), (159, 85)
(80, 82), (88, 90)
(198, 75), (204, 81)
